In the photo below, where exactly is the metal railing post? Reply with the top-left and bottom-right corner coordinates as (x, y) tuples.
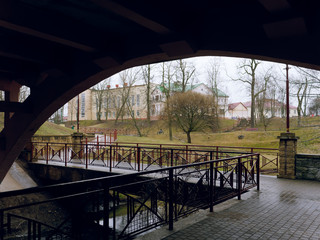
(237, 157), (242, 200)
(109, 145), (112, 172)
(7, 214), (11, 234)
(97, 135), (100, 157)
(0, 210), (3, 240)
(257, 154), (260, 191)
(169, 168), (174, 230)
(216, 146), (219, 160)
(28, 220), (31, 240)
(186, 145), (188, 163)
(210, 161), (214, 212)
(160, 144), (162, 166)
(276, 152), (279, 173)
(46, 142), (49, 164)
(170, 149), (174, 167)
(31, 143), (34, 162)
(85, 142), (88, 169)
(103, 186), (110, 238)
(137, 147), (141, 172)
(64, 144), (67, 167)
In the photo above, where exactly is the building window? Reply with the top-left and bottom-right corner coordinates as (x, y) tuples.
(131, 95), (135, 106)
(113, 112), (115, 118)
(219, 109), (224, 115)
(136, 94), (140, 106)
(137, 110), (140, 117)
(80, 93), (85, 117)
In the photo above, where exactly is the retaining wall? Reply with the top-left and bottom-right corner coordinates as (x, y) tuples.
(295, 154), (320, 181)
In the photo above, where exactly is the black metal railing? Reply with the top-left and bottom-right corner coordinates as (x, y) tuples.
(31, 141), (274, 173)
(0, 154), (259, 239)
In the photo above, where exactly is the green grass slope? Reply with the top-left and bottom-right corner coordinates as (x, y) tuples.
(35, 122), (74, 135)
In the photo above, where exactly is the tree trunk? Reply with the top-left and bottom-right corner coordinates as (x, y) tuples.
(187, 131), (191, 143)
(146, 65), (151, 123)
(168, 117), (173, 141)
(297, 110), (301, 127)
(251, 85), (255, 128)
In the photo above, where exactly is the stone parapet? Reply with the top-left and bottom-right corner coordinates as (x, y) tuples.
(296, 154), (320, 181)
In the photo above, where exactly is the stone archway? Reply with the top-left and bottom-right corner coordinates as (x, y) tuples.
(1, 1), (320, 182)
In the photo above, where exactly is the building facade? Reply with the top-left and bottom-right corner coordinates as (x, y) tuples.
(226, 100), (298, 119)
(67, 83), (229, 121)
(68, 84), (149, 121)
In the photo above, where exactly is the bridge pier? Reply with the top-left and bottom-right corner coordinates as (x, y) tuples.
(278, 132), (299, 179)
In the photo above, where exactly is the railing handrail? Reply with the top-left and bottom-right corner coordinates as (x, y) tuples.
(31, 141), (278, 151)
(0, 153), (258, 201)
(31, 141), (254, 154)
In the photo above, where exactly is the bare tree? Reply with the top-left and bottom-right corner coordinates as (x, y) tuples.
(126, 99), (143, 137)
(256, 73), (273, 130)
(295, 67), (319, 117)
(161, 62), (175, 141)
(115, 69), (137, 123)
(309, 97), (320, 115)
(207, 58), (221, 128)
(115, 68), (140, 128)
(292, 77), (309, 126)
(92, 79), (110, 121)
(141, 64), (154, 123)
(174, 59), (196, 92)
(168, 92), (215, 143)
(234, 59), (266, 128)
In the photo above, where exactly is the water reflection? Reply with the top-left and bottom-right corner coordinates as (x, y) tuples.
(279, 191), (297, 204)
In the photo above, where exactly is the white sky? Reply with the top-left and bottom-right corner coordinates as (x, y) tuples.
(64, 56), (320, 117)
(109, 56), (293, 104)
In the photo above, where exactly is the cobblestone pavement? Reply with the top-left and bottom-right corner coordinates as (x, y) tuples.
(162, 176), (320, 240)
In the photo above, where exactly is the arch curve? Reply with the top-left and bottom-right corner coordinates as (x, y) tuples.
(0, 1), (320, 181)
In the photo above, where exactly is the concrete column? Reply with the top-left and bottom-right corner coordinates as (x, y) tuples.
(277, 132), (299, 179)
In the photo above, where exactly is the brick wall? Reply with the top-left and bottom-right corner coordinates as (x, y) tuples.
(296, 154), (320, 181)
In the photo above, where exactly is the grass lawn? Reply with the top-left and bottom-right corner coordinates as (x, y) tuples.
(35, 122), (74, 135)
(39, 117), (320, 154)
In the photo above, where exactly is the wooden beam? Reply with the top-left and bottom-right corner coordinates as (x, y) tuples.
(92, 0), (171, 34)
(0, 1), (97, 52)
(0, 101), (32, 113)
(258, 0), (291, 13)
(0, 20), (96, 53)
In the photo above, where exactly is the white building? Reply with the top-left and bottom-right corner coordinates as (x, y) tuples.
(226, 102), (249, 119)
(227, 100), (298, 119)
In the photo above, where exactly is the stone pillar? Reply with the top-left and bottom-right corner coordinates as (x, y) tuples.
(277, 132), (299, 179)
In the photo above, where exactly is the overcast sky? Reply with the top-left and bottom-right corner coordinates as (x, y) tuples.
(109, 56), (293, 104)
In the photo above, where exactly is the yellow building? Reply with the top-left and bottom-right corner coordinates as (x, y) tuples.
(68, 84), (151, 121)
(67, 83), (229, 121)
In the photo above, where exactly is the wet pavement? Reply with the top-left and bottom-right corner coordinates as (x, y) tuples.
(139, 175), (320, 240)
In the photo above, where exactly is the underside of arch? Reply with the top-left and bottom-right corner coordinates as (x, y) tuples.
(0, 0), (320, 182)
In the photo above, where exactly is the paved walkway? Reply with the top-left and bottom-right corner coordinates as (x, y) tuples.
(140, 175), (320, 240)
